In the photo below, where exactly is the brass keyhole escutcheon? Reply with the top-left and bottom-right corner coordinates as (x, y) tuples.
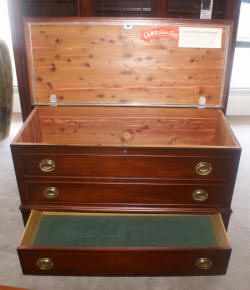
(192, 189), (208, 202)
(37, 257), (54, 270)
(39, 159), (55, 172)
(43, 187), (59, 199)
(195, 162), (212, 176)
(195, 258), (213, 270)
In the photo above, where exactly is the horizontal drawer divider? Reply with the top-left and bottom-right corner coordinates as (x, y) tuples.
(23, 175), (229, 182)
(20, 153), (233, 158)
(19, 204), (233, 214)
(24, 180), (230, 186)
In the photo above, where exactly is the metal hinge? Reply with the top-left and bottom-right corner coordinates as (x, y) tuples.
(198, 96), (206, 109)
(50, 94), (58, 106)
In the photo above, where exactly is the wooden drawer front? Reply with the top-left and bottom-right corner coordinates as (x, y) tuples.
(25, 182), (229, 206)
(22, 154), (233, 179)
(18, 211), (231, 276)
(18, 248), (231, 276)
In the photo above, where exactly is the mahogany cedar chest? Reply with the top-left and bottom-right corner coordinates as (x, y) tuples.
(11, 17), (241, 276)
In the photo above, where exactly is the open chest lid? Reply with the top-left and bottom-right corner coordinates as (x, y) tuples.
(24, 18), (233, 109)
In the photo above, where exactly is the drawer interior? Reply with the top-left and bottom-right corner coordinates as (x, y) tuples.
(14, 106), (239, 147)
(20, 211), (229, 248)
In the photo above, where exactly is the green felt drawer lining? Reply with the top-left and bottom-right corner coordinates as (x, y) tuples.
(34, 214), (217, 247)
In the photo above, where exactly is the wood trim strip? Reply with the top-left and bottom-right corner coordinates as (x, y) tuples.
(7, 0), (33, 120)
(43, 211), (211, 217)
(19, 210), (43, 246)
(210, 213), (230, 246)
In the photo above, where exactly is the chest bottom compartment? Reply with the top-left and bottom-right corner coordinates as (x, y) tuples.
(18, 211), (231, 276)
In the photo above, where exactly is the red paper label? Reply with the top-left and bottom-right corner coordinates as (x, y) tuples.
(141, 27), (179, 42)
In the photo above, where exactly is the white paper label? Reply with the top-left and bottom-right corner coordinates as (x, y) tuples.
(178, 27), (222, 49)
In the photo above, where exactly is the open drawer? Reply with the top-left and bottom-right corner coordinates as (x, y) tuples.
(18, 211), (231, 276)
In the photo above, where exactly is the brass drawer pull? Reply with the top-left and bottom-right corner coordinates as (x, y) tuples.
(195, 162), (212, 175)
(195, 257), (213, 270)
(37, 257), (54, 270)
(43, 187), (59, 199)
(39, 159), (55, 172)
(192, 189), (208, 202)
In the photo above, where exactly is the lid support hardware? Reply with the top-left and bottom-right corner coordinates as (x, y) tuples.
(50, 94), (58, 107)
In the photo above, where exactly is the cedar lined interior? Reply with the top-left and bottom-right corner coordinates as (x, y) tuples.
(15, 106), (239, 147)
(25, 19), (230, 107)
(20, 210), (229, 247)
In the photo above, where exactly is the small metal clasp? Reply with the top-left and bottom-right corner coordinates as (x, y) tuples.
(198, 96), (206, 109)
(50, 94), (58, 106)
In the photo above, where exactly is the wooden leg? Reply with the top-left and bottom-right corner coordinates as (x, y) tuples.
(221, 213), (231, 231)
(20, 208), (31, 226)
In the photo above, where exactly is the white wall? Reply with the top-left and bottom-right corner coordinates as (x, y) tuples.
(227, 90), (250, 116)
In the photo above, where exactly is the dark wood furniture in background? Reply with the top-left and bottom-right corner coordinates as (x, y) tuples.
(8, 0), (241, 120)
(15, 0), (239, 18)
